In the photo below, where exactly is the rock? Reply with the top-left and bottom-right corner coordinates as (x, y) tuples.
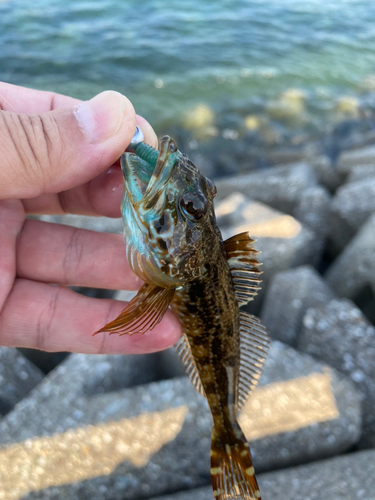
(182, 104), (215, 132)
(325, 213), (375, 301)
(0, 352), (159, 441)
(327, 176), (375, 251)
(215, 193), (320, 311)
(335, 96), (360, 120)
(299, 298), (375, 448)
(214, 162), (318, 214)
(292, 185), (331, 256)
(266, 148), (307, 166)
(346, 164), (375, 183)
(150, 450), (375, 500)
(0, 343), (361, 499)
(338, 144), (375, 173)
(0, 347), (43, 416)
(266, 89), (306, 123)
(309, 155), (344, 191)
(244, 114), (263, 131)
(260, 266), (336, 346)
(17, 349), (69, 374)
(155, 347), (186, 379)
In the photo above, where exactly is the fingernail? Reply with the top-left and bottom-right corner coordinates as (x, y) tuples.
(74, 91), (129, 143)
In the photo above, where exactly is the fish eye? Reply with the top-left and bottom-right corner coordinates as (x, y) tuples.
(180, 192), (207, 221)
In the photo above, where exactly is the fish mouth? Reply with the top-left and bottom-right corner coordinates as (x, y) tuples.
(121, 136), (179, 206)
(121, 152), (155, 204)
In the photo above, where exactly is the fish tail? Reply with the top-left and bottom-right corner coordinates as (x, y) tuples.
(210, 429), (261, 500)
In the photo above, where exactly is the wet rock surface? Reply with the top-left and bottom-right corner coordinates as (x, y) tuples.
(215, 193), (318, 311)
(338, 144), (375, 173)
(214, 161), (318, 214)
(0, 343), (361, 499)
(325, 213), (375, 301)
(299, 298), (375, 448)
(327, 177), (375, 251)
(0, 347), (43, 416)
(150, 450), (375, 500)
(261, 266), (336, 346)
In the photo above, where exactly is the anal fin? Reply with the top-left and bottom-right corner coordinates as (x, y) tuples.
(94, 283), (175, 336)
(175, 334), (206, 397)
(238, 311), (269, 412)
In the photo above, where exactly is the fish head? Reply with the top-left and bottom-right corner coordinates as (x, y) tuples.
(121, 135), (217, 288)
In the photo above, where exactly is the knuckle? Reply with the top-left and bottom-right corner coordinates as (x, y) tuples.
(1, 111), (62, 194)
(36, 286), (61, 350)
(63, 228), (85, 283)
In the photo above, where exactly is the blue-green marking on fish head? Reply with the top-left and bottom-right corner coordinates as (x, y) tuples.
(120, 135), (217, 289)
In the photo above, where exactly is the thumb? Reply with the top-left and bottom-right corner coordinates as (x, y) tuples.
(0, 91), (137, 199)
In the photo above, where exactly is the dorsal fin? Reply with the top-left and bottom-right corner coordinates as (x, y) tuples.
(94, 283), (175, 336)
(175, 335), (206, 397)
(224, 232), (263, 306)
(238, 310), (269, 412)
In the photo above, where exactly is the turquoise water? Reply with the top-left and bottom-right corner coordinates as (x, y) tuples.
(1, 0), (375, 131)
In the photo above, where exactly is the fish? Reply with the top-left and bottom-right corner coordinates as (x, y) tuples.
(95, 134), (269, 500)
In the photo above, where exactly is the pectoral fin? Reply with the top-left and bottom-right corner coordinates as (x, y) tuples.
(224, 232), (263, 306)
(94, 283), (175, 336)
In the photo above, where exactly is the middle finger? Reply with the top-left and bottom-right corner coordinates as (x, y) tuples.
(17, 219), (143, 290)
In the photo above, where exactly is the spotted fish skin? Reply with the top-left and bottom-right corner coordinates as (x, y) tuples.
(172, 245), (262, 500)
(172, 249), (240, 431)
(96, 136), (268, 500)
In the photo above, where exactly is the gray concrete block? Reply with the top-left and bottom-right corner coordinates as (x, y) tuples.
(292, 185), (331, 235)
(309, 155), (344, 191)
(0, 347), (43, 416)
(260, 266), (336, 346)
(155, 347), (186, 379)
(327, 176), (375, 251)
(325, 212), (375, 300)
(346, 164), (375, 184)
(216, 194), (320, 311)
(150, 450), (375, 500)
(0, 343), (361, 499)
(338, 144), (375, 173)
(299, 298), (375, 448)
(292, 185), (331, 259)
(214, 162), (318, 214)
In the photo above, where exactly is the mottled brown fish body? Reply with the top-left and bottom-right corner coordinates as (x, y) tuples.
(96, 136), (269, 500)
(172, 249), (240, 431)
(172, 245), (262, 500)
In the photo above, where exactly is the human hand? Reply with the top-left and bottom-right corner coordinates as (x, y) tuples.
(0, 82), (181, 355)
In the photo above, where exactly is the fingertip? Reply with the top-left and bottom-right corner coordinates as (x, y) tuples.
(136, 115), (158, 149)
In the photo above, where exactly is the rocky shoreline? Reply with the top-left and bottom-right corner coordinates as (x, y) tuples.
(1, 109), (375, 499)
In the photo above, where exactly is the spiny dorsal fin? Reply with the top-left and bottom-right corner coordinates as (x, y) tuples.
(238, 310), (269, 412)
(224, 232), (263, 306)
(94, 283), (175, 336)
(175, 334), (206, 397)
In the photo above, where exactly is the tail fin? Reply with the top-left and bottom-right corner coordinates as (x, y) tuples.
(210, 431), (261, 500)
